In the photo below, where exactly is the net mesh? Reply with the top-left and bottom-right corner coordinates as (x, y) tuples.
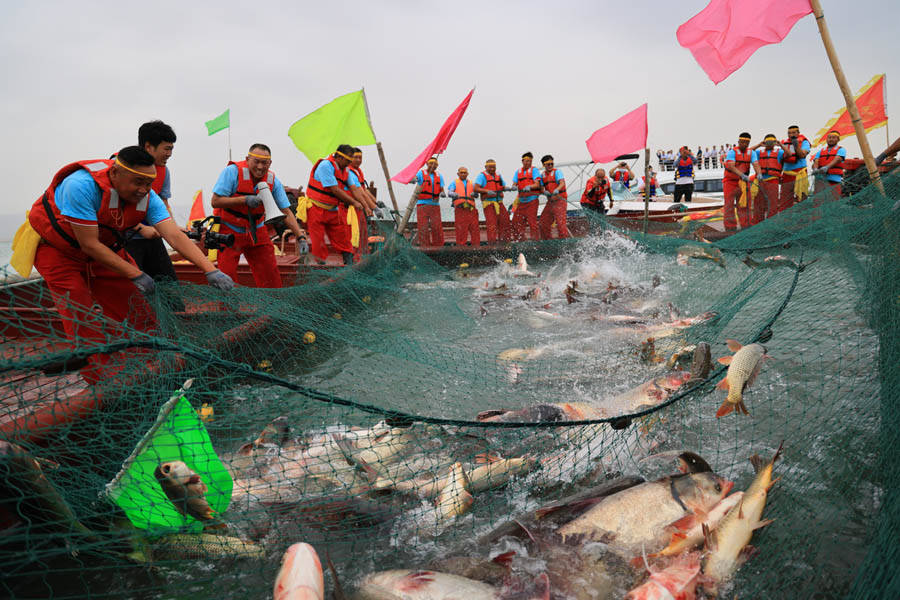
(1, 172), (898, 599)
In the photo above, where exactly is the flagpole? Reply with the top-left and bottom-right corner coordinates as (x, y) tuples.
(227, 123), (232, 162)
(809, 0), (883, 193)
(361, 89), (400, 214)
(642, 148), (650, 234)
(885, 74), (890, 146)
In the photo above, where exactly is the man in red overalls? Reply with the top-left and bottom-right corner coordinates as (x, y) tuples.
(722, 133), (761, 231)
(211, 144), (307, 286)
(538, 155), (570, 239)
(473, 159), (510, 244)
(510, 152), (543, 240)
(27, 146), (233, 383)
(448, 166), (479, 246)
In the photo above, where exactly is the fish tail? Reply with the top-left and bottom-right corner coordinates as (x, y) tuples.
(716, 400), (735, 418)
(739, 400), (750, 415)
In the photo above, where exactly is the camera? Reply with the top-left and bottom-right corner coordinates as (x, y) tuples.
(186, 216), (235, 250)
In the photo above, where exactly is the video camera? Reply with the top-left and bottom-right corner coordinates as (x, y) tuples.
(186, 216), (235, 250)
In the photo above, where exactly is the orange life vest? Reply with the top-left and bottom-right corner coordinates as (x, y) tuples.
(543, 168), (567, 199)
(818, 145), (845, 176)
(214, 160), (275, 231)
(349, 165), (366, 188)
(417, 170), (443, 202)
(781, 134), (810, 169)
(307, 156), (349, 210)
(452, 179), (476, 208)
(516, 167), (539, 201)
(757, 148), (783, 180)
(642, 175), (658, 194)
(612, 169), (632, 184)
(479, 171), (504, 200)
(581, 176), (610, 206)
(724, 148), (753, 182)
(151, 165), (166, 196)
(29, 159), (150, 258)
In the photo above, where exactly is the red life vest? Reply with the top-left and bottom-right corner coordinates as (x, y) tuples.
(781, 134), (809, 168)
(516, 167), (539, 200)
(818, 145), (844, 176)
(581, 176), (610, 206)
(724, 148), (753, 182)
(675, 157), (694, 179)
(642, 175), (658, 193)
(151, 165), (166, 196)
(29, 159), (150, 257)
(452, 179), (476, 208)
(612, 169), (632, 186)
(758, 148), (783, 179)
(543, 169), (567, 199)
(417, 170), (443, 202)
(479, 171), (504, 200)
(307, 156), (349, 210)
(214, 160), (275, 229)
(349, 165), (367, 188)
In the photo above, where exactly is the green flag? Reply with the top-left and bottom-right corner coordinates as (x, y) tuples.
(288, 90), (376, 162)
(105, 380), (232, 533)
(205, 109), (230, 136)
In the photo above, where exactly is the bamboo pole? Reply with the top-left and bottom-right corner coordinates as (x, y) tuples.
(642, 148), (650, 234)
(397, 184), (422, 234)
(361, 88), (401, 213)
(809, 0), (884, 193)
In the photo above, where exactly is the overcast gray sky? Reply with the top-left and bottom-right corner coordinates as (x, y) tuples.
(1, 0), (897, 228)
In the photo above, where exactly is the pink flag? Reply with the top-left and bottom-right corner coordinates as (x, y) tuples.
(391, 89), (474, 183)
(676, 0), (812, 85)
(585, 104), (648, 164)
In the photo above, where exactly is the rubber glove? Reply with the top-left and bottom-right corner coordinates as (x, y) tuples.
(205, 269), (235, 291)
(245, 195), (262, 208)
(131, 272), (155, 294)
(740, 173), (751, 183)
(449, 192), (459, 200)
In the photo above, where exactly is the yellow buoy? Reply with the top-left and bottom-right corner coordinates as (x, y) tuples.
(257, 360), (273, 372)
(333, 312), (342, 320)
(303, 331), (316, 344)
(504, 258), (513, 264)
(362, 295), (371, 303)
(197, 403), (214, 422)
(459, 263), (470, 269)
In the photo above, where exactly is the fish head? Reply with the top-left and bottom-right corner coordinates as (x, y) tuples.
(154, 461), (194, 486)
(517, 253), (527, 270)
(256, 416), (291, 447)
(674, 472), (734, 514)
(273, 542), (324, 600)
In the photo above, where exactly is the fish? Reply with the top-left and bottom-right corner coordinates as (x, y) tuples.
(598, 371), (693, 418)
(476, 402), (601, 423)
(702, 443), (782, 590)
(436, 462), (473, 521)
(626, 551), (702, 600)
(513, 253), (537, 277)
(676, 244), (726, 268)
(225, 416), (292, 479)
(715, 340), (768, 417)
(354, 569), (549, 600)
(274, 542), (324, 600)
(496, 347), (544, 361)
(632, 492), (744, 565)
(375, 458), (532, 499)
(741, 254), (805, 270)
(154, 461), (217, 522)
(150, 533), (264, 560)
(557, 471), (733, 557)
(0, 440), (94, 540)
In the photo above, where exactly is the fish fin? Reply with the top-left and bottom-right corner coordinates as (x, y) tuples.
(701, 523), (715, 551)
(476, 409), (509, 421)
(737, 496), (745, 519)
(753, 518), (775, 530)
(749, 453), (765, 474)
(773, 440), (785, 464)
(767, 476), (782, 491)
(492, 550), (516, 568)
(716, 400), (735, 418)
(325, 551), (347, 600)
(717, 356), (733, 365)
(726, 339), (743, 352)
(716, 377), (730, 390)
(739, 401), (751, 416)
(738, 544), (759, 564)
(667, 513), (698, 532)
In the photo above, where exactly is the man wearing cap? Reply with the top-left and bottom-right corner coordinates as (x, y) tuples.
(347, 147), (379, 258)
(538, 155), (570, 239)
(473, 159), (510, 244)
(722, 133), (761, 231)
(306, 144), (367, 265)
(812, 130), (847, 201)
(511, 152), (543, 240)
(448, 166), (480, 246)
(779, 125), (811, 208)
(23, 146), (233, 383)
(211, 144), (306, 286)
(580, 169), (613, 214)
(752, 134), (784, 218)
(415, 157), (446, 247)
(125, 120), (179, 283)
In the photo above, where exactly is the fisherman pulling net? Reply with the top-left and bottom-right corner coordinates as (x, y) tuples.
(0, 170), (898, 598)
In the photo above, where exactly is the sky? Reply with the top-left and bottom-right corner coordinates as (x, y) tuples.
(0, 0), (897, 232)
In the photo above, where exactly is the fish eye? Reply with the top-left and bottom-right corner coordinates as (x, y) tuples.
(715, 482), (722, 492)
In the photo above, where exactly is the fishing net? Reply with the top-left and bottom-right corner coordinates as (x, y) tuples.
(0, 171), (898, 599)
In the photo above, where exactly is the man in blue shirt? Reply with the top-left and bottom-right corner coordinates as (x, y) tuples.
(812, 130), (847, 201)
(473, 159), (510, 243)
(414, 157), (446, 247)
(511, 152), (543, 240)
(211, 144), (306, 287)
(779, 125), (811, 208)
(538, 155), (569, 239)
(126, 120), (179, 283)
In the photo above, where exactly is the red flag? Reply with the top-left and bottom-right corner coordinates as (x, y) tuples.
(813, 74), (888, 145)
(676, 0), (812, 85)
(585, 104), (648, 164)
(391, 89), (474, 183)
(188, 190), (205, 223)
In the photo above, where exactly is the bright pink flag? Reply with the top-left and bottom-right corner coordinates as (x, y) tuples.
(585, 104), (648, 163)
(676, 0), (812, 85)
(392, 89), (474, 183)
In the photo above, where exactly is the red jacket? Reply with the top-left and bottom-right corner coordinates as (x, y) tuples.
(214, 160), (275, 229)
(307, 156), (348, 209)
